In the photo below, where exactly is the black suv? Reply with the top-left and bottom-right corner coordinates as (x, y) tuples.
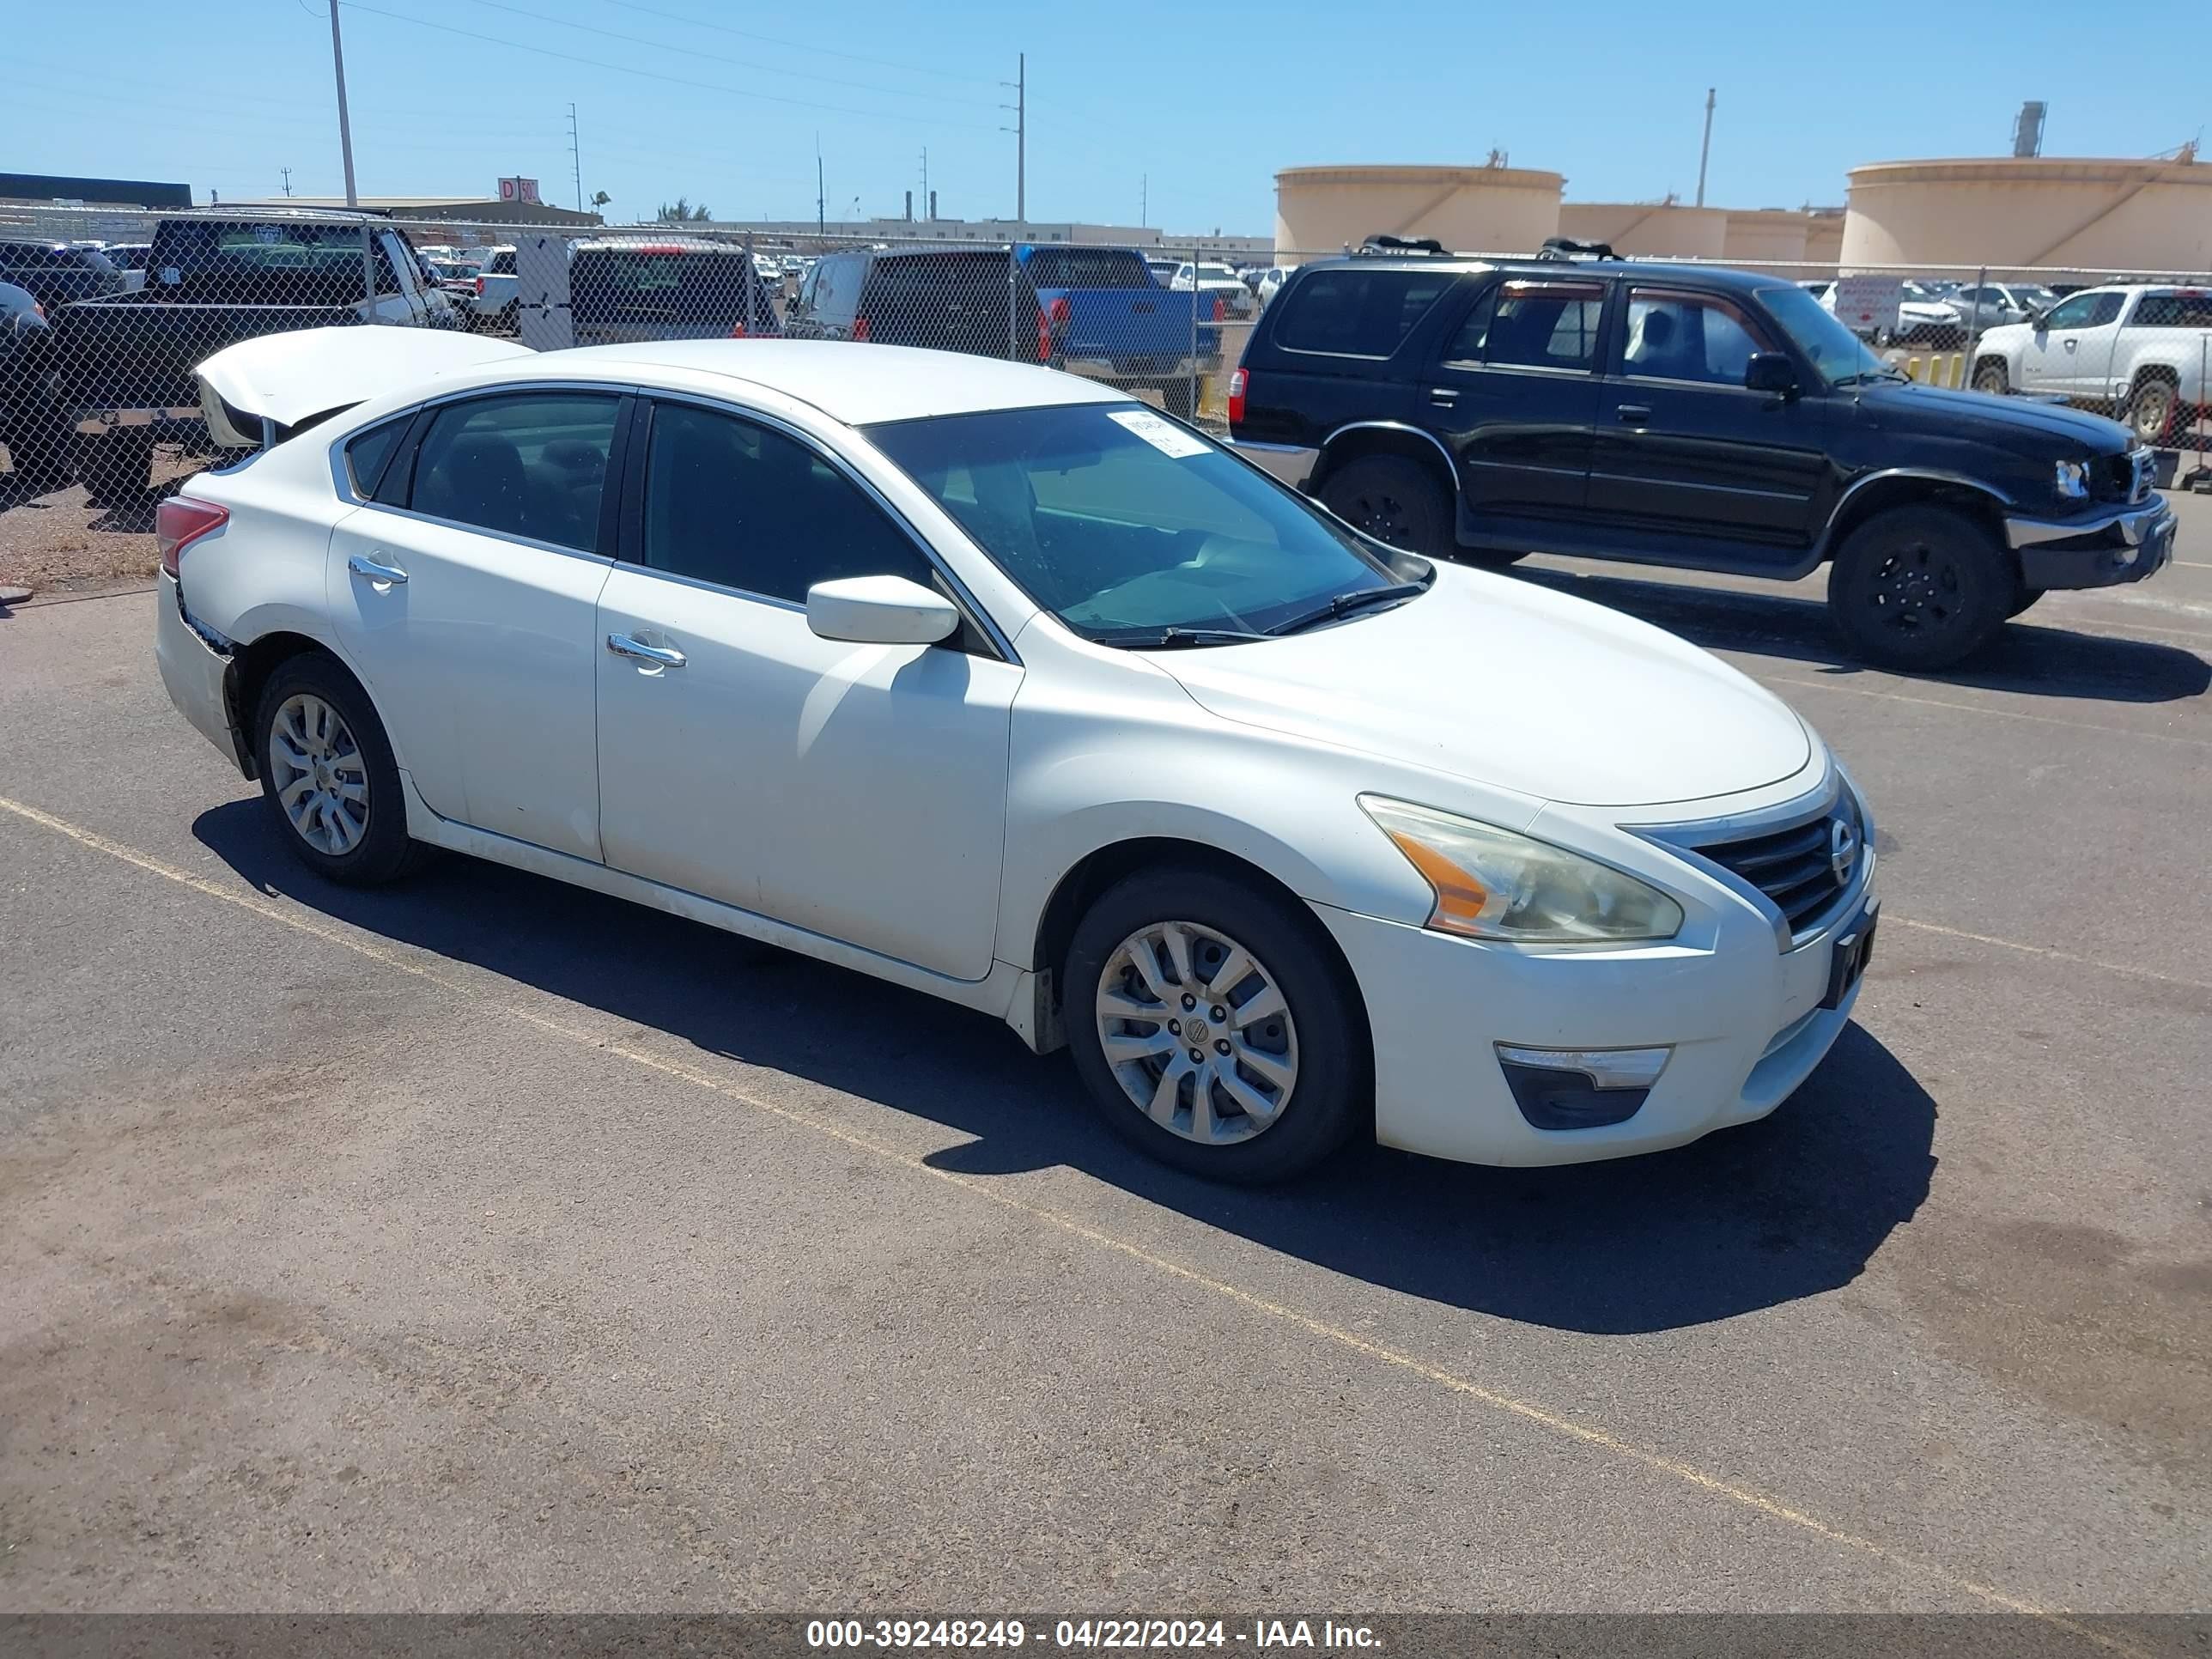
(1229, 243), (2178, 669)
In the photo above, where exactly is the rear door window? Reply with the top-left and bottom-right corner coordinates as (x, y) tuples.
(2124, 292), (2211, 328)
(344, 417), (412, 500)
(404, 393), (623, 551)
(573, 248), (768, 334)
(1272, 268), (1454, 359)
(1447, 280), (1607, 372)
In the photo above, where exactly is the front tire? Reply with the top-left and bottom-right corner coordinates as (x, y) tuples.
(1066, 868), (1365, 1183)
(1972, 358), (2010, 396)
(1319, 453), (1453, 560)
(1827, 504), (2011, 671)
(253, 653), (424, 885)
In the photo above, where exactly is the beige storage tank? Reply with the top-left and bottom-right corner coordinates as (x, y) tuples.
(1274, 164), (1563, 260)
(1842, 158), (2212, 273)
(1557, 203), (1728, 259)
(1722, 210), (1811, 271)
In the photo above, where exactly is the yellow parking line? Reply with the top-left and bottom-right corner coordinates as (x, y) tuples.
(0, 793), (2155, 1650)
(1763, 672), (2212, 748)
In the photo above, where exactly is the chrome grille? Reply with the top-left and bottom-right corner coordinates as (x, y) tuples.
(1686, 791), (1863, 938)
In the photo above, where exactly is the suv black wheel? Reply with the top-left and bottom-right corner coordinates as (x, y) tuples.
(253, 653), (428, 885)
(1827, 503), (2011, 671)
(1066, 867), (1366, 1184)
(1320, 454), (1452, 560)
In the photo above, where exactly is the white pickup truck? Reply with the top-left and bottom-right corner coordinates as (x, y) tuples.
(1971, 284), (2212, 446)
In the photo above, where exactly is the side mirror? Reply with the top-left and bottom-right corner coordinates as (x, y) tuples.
(2027, 311), (2046, 331)
(806, 574), (959, 646)
(1745, 352), (1798, 396)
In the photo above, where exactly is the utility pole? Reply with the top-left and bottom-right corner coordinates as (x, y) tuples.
(816, 136), (825, 234)
(1695, 87), (1716, 209)
(280, 167), (294, 199)
(1001, 53), (1025, 227)
(328, 0), (360, 209)
(567, 102), (583, 212)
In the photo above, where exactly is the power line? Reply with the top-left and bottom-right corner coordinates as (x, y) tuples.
(594, 0), (1000, 86)
(338, 1), (1000, 130)
(447, 0), (1001, 109)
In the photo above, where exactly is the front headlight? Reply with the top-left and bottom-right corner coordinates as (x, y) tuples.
(1360, 797), (1684, 944)
(2055, 459), (2091, 500)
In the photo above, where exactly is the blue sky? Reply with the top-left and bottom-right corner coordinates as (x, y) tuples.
(5, 0), (2205, 231)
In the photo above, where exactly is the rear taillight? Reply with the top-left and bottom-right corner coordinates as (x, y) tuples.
(156, 497), (228, 580)
(852, 314), (872, 342)
(1227, 368), (1248, 428)
(1211, 296), (1226, 322)
(473, 275), (484, 295)
(730, 321), (748, 337)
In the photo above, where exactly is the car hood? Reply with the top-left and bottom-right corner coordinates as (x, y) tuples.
(1856, 379), (2134, 453)
(1899, 301), (1959, 321)
(1152, 568), (1813, 809)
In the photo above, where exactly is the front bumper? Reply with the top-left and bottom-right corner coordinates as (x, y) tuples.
(2005, 496), (2176, 590)
(1313, 848), (1876, 1169)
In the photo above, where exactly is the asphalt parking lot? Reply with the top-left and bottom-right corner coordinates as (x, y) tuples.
(2, 491), (2209, 1630)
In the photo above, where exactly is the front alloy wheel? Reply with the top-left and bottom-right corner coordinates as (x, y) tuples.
(268, 693), (369, 855)
(1095, 920), (1299, 1146)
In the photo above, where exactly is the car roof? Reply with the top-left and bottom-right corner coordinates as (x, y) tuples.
(1295, 252), (1795, 297)
(549, 339), (1125, 424)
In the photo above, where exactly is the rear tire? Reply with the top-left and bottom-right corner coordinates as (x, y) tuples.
(253, 653), (427, 886)
(1065, 867), (1365, 1184)
(79, 428), (154, 507)
(1320, 453), (1453, 560)
(2128, 375), (2178, 447)
(1827, 503), (2011, 671)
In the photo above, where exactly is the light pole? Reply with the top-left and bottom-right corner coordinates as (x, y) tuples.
(328, 0), (360, 209)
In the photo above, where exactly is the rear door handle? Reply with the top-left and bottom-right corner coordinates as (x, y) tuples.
(607, 633), (686, 670)
(346, 551), (408, 586)
(1428, 386), (1458, 406)
(1615, 404), (1652, 424)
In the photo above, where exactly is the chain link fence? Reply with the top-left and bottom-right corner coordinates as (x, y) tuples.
(3, 202), (2208, 510)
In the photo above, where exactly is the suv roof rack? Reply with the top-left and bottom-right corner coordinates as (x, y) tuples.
(1357, 234), (1450, 257)
(1536, 237), (1619, 262)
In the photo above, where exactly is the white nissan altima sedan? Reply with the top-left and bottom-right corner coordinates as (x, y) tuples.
(155, 330), (1877, 1183)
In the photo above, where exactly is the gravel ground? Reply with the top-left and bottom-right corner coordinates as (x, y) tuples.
(0, 489), (2207, 1637)
(0, 448), (201, 599)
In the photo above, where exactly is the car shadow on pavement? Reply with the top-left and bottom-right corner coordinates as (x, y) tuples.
(1513, 565), (2210, 706)
(196, 799), (1937, 1338)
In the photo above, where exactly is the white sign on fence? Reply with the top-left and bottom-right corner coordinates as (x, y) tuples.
(1832, 274), (1904, 337)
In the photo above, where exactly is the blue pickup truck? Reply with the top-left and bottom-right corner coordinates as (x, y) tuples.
(787, 243), (1221, 416)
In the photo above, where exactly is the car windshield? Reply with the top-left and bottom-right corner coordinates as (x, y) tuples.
(1755, 284), (1890, 386)
(867, 403), (1422, 645)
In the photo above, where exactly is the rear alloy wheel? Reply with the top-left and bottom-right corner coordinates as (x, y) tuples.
(254, 653), (425, 885)
(1320, 453), (1452, 561)
(1827, 504), (2010, 671)
(1066, 869), (1364, 1182)
(2128, 378), (2178, 447)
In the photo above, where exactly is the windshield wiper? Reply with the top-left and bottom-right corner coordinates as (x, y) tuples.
(1267, 580), (1428, 637)
(1104, 625), (1270, 649)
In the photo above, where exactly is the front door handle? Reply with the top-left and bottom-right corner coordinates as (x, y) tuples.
(607, 633), (686, 670)
(1615, 404), (1653, 425)
(1428, 386), (1458, 406)
(2063, 338), (2078, 351)
(346, 551), (408, 586)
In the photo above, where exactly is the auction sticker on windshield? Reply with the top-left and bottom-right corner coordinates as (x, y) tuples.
(1109, 409), (1209, 458)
